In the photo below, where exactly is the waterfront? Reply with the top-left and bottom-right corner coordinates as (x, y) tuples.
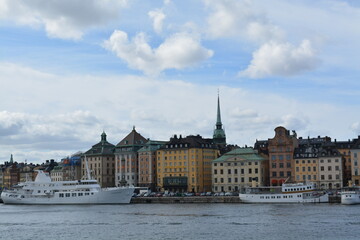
(0, 203), (359, 240)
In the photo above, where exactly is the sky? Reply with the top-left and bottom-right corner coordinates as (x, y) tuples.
(1, 0), (360, 164)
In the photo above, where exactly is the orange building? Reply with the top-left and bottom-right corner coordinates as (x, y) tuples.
(268, 126), (298, 186)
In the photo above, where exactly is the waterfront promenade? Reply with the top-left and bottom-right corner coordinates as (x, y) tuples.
(131, 195), (341, 204)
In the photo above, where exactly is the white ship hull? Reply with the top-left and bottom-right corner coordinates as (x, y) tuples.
(1, 187), (134, 205)
(239, 192), (329, 203)
(341, 192), (360, 205)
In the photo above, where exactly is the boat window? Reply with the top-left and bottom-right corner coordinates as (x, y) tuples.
(91, 193), (94, 195)
(66, 193), (70, 197)
(277, 196), (281, 198)
(85, 193), (89, 196)
(72, 193), (76, 197)
(79, 193), (83, 196)
(59, 193), (64, 197)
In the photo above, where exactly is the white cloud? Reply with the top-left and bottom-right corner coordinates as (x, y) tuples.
(103, 30), (213, 75)
(148, 9), (166, 34)
(239, 40), (320, 78)
(351, 122), (360, 134)
(1, 63), (359, 163)
(204, 0), (283, 42)
(0, 0), (128, 40)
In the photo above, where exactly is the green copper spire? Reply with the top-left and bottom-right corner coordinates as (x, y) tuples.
(216, 92), (222, 127)
(101, 131), (107, 142)
(213, 92), (226, 145)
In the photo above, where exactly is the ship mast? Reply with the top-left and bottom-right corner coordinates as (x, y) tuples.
(84, 155), (92, 180)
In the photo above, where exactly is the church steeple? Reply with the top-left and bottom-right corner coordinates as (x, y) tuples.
(213, 92), (226, 146)
(216, 93), (222, 129)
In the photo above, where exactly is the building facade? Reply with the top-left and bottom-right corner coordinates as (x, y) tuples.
(83, 132), (116, 187)
(51, 165), (64, 181)
(318, 148), (343, 189)
(114, 127), (147, 187)
(212, 147), (268, 192)
(157, 135), (218, 193)
(268, 126), (298, 185)
(138, 140), (166, 191)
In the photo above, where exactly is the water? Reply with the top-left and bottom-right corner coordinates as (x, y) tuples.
(0, 203), (359, 240)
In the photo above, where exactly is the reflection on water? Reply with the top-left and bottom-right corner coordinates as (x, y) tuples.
(0, 203), (359, 240)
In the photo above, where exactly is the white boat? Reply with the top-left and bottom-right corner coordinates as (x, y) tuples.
(341, 187), (360, 205)
(0, 170), (135, 205)
(239, 182), (329, 203)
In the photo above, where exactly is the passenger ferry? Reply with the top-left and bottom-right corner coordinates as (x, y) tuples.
(0, 170), (135, 205)
(341, 187), (360, 205)
(239, 182), (329, 203)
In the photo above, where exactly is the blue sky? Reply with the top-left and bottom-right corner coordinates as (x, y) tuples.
(1, 0), (360, 163)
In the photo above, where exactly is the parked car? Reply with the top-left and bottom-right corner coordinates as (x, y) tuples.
(206, 192), (212, 196)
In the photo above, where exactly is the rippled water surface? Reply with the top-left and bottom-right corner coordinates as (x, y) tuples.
(1, 203), (359, 240)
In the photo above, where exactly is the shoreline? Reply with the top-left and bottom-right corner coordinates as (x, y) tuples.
(131, 195), (341, 204)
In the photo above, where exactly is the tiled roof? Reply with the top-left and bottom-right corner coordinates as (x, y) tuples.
(213, 147), (265, 162)
(116, 127), (147, 147)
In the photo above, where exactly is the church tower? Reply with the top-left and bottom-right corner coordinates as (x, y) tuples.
(213, 93), (226, 146)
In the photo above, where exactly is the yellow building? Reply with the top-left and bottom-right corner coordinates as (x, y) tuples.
(157, 135), (219, 193)
(294, 158), (318, 185)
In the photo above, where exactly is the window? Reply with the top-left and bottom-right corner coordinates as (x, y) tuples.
(214, 169), (217, 175)
(280, 171), (284, 177)
(228, 169), (231, 174)
(272, 172), (277, 177)
(272, 163), (276, 168)
(279, 163), (284, 168)
(228, 178), (232, 183)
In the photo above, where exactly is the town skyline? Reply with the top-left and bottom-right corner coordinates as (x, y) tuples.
(1, 0), (360, 163)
